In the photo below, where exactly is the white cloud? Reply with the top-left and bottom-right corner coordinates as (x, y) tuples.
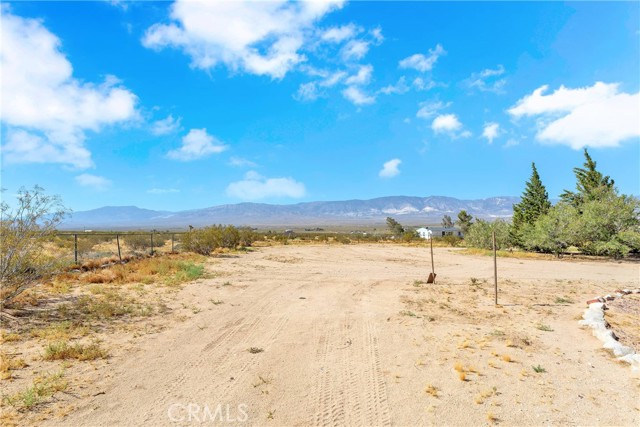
(432, 114), (462, 134)
(147, 188), (180, 194)
(321, 24), (358, 43)
(167, 128), (228, 161)
(413, 77), (438, 91)
(226, 171), (306, 200)
(399, 44), (445, 72)
(482, 122), (500, 144)
(370, 27), (384, 44)
(229, 156), (258, 168)
(75, 174), (112, 191)
(379, 76), (410, 95)
(294, 82), (320, 101)
(416, 101), (450, 120)
(342, 86), (375, 105)
(151, 114), (182, 135)
(464, 65), (506, 93)
(379, 158), (401, 178)
(320, 70), (347, 87)
(0, 11), (139, 169)
(508, 82), (640, 149)
(345, 64), (373, 86)
(341, 39), (369, 61)
(504, 139), (519, 149)
(142, 0), (344, 79)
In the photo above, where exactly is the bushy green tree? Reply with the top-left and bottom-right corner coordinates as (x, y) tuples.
(386, 217), (404, 236)
(441, 215), (453, 228)
(561, 149), (614, 208)
(521, 203), (579, 256)
(456, 210), (473, 234)
(464, 219), (510, 250)
(511, 163), (551, 247)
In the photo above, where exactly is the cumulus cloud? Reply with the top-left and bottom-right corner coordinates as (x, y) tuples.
(151, 114), (182, 135)
(508, 82), (640, 149)
(416, 101), (450, 120)
(464, 65), (506, 93)
(167, 129), (228, 161)
(399, 44), (445, 72)
(342, 86), (375, 105)
(142, 0), (344, 79)
(379, 158), (401, 178)
(75, 174), (112, 191)
(0, 11), (139, 169)
(482, 122), (500, 144)
(226, 171), (306, 200)
(431, 114), (462, 134)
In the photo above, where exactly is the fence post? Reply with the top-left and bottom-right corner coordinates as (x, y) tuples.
(150, 232), (154, 256)
(74, 234), (78, 264)
(493, 231), (498, 305)
(116, 234), (122, 262)
(171, 234), (175, 253)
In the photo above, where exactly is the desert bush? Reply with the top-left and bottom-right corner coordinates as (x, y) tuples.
(464, 219), (510, 250)
(1, 186), (69, 307)
(181, 225), (256, 255)
(440, 234), (462, 247)
(123, 234), (152, 251)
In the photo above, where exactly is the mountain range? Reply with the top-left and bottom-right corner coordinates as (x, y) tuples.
(59, 196), (520, 230)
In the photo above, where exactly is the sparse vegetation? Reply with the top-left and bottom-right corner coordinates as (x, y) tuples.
(43, 341), (108, 361)
(532, 364), (546, 373)
(248, 347), (264, 354)
(2, 370), (67, 411)
(536, 323), (553, 332)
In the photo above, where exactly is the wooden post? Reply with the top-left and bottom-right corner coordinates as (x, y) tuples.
(430, 237), (435, 277)
(493, 231), (498, 305)
(171, 234), (175, 253)
(74, 234), (78, 264)
(150, 232), (154, 256)
(116, 234), (122, 262)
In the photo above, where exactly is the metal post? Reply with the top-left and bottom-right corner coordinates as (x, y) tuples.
(493, 231), (498, 305)
(116, 234), (122, 262)
(150, 232), (154, 256)
(171, 234), (175, 253)
(74, 234), (78, 264)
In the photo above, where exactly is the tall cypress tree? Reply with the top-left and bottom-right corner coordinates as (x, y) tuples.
(561, 149), (615, 207)
(511, 162), (551, 246)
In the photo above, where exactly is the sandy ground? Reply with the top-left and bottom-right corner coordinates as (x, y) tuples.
(40, 244), (640, 426)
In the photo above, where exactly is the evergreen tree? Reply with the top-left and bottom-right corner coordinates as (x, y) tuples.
(511, 162), (551, 246)
(385, 217), (404, 236)
(456, 210), (473, 234)
(560, 149), (615, 207)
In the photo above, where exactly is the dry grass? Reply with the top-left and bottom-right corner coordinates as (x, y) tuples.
(0, 352), (28, 380)
(43, 341), (109, 361)
(425, 384), (439, 397)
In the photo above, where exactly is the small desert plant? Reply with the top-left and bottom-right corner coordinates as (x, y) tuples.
(536, 323), (553, 332)
(210, 299), (224, 305)
(554, 296), (573, 304)
(532, 364), (546, 373)
(400, 310), (417, 317)
(248, 347), (264, 354)
(424, 384), (439, 397)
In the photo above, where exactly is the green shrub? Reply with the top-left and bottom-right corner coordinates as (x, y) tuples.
(464, 219), (510, 250)
(181, 225), (257, 255)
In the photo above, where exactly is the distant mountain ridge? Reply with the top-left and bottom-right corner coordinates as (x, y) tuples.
(60, 196), (520, 230)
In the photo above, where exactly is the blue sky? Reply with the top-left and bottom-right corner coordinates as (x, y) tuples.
(1, 1), (639, 212)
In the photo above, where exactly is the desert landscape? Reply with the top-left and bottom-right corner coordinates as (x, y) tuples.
(2, 243), (638, 426)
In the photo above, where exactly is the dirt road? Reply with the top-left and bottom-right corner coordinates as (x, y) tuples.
(49, 245), (640, 426)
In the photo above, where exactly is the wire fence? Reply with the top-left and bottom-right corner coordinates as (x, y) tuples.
(54, 232), (187, 264)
